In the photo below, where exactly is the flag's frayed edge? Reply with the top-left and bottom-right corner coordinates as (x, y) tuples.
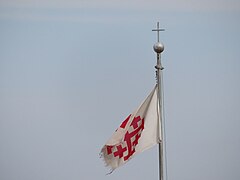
(99, 149), (115, 175)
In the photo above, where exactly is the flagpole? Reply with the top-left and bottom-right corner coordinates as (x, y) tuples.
(152, 22), (165, 180)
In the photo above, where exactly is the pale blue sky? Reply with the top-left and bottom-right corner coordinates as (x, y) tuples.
(0, 1), (240, 180)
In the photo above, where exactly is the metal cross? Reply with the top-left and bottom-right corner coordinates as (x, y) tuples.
(152, 22), (165, 42)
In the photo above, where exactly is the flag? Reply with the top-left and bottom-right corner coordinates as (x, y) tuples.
(100, 85), (161, 171)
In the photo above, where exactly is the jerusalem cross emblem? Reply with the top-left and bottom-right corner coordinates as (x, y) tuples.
(106, 114), (144, 161)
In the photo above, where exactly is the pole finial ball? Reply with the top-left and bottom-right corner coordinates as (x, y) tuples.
(153, 42), (164, 53)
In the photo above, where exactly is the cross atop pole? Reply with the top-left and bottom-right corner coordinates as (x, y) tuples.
(152, 22), (165, 42)
(152, 22), (164, 69)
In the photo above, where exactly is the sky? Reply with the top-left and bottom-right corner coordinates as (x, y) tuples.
(0, 0), (240, 180)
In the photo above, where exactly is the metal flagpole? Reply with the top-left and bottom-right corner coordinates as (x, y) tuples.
(152, 22), (165, 180)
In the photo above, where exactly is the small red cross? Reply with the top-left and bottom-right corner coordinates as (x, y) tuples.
(131, 116), (142, 129)
(113, 145), (127, 158)
(106, 145), (113, 155)
(120, 114), (131, 129)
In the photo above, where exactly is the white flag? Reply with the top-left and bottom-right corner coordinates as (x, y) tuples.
(100, 85), (161, 171)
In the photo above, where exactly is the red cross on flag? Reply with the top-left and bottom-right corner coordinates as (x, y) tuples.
(100, 85), (161, 171)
